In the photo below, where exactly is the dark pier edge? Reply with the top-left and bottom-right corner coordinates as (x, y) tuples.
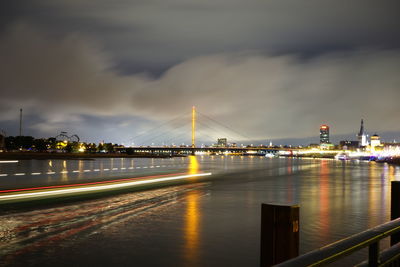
(391, 181), (400, 245)
(260, 203), (299, 267)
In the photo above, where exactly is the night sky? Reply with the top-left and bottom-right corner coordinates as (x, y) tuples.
(1, 0), (400, 145)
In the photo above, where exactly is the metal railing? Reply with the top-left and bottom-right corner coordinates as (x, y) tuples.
(276, 217), (400, 267)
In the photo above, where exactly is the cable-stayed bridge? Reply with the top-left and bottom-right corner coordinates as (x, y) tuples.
(123, 107), (280, 156)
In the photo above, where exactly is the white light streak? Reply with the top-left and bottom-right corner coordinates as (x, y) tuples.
(46, 172), (56, 175)
(0, 172), (212, 202)
(72, 170), (80, 173)
(14, 173), (25, 176)
(0, 160), (19, 164)
(31, 173), (41, 175)
(0, 174), (8, 177)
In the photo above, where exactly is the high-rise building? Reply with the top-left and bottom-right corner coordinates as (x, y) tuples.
(217, 138), (227, 147)
(320, 125), (330, 144)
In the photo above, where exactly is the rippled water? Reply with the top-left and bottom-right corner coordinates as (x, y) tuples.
(1, 156), (400, 266)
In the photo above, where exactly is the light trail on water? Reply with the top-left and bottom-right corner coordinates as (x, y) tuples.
(0, 183), (209, 264)
(0, 163), (192, 177)
(0, 172), (212, 203)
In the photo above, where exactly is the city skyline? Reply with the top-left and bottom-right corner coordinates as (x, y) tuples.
(2, 2), (400, 266)
(3, 113), (399, 147)
(1, 1), (400, 144)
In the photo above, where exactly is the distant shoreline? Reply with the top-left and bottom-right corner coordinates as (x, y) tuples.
(287, 154), (400, 165)
(0, 152), (172, 160)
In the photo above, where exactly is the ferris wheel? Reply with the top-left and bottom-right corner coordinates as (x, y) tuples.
(55, 132), (80, 142)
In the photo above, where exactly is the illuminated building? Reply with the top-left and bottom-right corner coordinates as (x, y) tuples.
(309, 143), (320, 149)
(339, 140), (359, 150)
(320, 125), (330, 144)
(357, 119), (368, 147)
(383, 142), (400, 154)
(217, 138), (227, 147)
(370, 134), (381, 150)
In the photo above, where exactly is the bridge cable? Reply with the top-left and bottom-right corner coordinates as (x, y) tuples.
(135, 119), (190, 146)
(128, 112), (189, 144)
(197, 111), (258, 144)
(195, 120), (241, 144)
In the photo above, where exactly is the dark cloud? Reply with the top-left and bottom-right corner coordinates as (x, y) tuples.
(1, 23), (400, 145)
(1, 1), (400, 144)
(0, 23), (148, 115)
(2, 0), (400, 71)
(133, 50), (400, 139)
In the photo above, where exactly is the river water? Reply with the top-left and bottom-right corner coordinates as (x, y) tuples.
(1, 156), (400, 266)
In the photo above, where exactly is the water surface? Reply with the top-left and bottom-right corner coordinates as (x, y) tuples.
(1, 156), (399, 266)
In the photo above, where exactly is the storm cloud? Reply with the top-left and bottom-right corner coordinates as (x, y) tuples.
(0, 1), (399, 144)
(2, 0), (400, 72)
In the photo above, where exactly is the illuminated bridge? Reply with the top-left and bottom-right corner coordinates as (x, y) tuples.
(117, 146), (280, 156)
(123, 106), (283, 156)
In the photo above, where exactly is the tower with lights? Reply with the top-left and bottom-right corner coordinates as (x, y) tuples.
(357, 119), (368, 147)
(320, 125), (330, 144)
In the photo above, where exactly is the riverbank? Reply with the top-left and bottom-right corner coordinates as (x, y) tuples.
(285, 153), (400, 166)
(0, 152), (172, 160)
(377, 157), (400, 165)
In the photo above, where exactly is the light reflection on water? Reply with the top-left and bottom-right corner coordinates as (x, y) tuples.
(183, 155), (201, 266)
(188, 155), (199, 175)
(184, 190), (200, 266)
(184, 155), (201, 265)
(1, 156), (400, 266)
(0, 183), (208, 266)
(318, 160), (330, 241)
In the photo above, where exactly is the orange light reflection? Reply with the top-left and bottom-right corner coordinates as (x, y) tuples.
(188, 155), (199, 175)
(184, 190), (200, 266)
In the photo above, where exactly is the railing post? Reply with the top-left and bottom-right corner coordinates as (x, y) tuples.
(260, 204), (299, 267)
(391, 181), (400, 245)
(368, 241), (380, 267)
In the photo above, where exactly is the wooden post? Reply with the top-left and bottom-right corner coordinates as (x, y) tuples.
(368, 242), (380, 267)
(260, 204), (299, 267)
(391, 181), (400, 245)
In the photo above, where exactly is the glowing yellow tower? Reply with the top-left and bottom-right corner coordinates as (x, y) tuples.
(192, 106), (196, 148)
